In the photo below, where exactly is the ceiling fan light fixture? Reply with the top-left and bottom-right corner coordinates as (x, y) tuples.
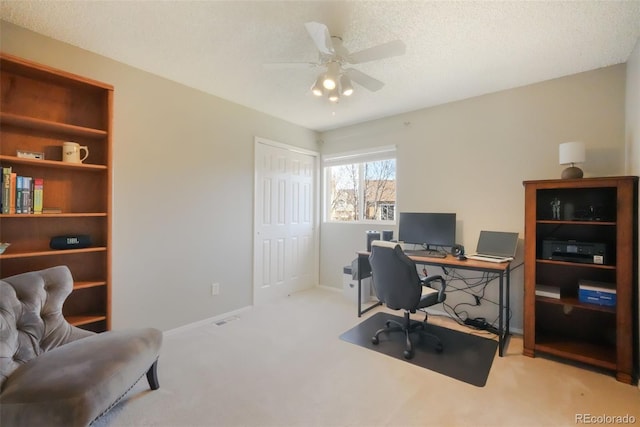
(340, 74), (353, 96)
(270, 21), (405, 104)
(311, 76), (324, 96)
(322, 75), (336, 90)
(322, 62), (340, 90)
(327, 87), (340, 103)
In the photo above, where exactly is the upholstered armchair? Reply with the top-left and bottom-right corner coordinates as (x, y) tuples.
(0, 266), (162, 427)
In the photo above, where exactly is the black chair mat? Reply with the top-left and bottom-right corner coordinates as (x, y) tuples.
(339, 312), (498, 387)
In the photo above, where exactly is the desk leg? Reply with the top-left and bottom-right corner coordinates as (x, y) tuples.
(357, 255), (363, 317)
(506, 265), (511, 340)
(498, 272), (504, 357)
(357, 253), (381, 317)
(497, 267), (512, 357)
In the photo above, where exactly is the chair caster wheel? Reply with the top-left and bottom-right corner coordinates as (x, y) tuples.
(371, 336), (379, 345)
(403, 350), (413, 359)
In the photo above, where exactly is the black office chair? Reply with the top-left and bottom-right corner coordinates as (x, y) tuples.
(368, 240), (447, 359)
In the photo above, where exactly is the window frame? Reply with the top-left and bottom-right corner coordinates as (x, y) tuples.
(322, 145), (397, 224)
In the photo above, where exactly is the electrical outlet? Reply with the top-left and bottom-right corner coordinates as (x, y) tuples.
(211, 283), (220, 296)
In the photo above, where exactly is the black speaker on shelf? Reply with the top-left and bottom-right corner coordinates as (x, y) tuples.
(451, 244), (465, 257)
(50, 235), (92, 250)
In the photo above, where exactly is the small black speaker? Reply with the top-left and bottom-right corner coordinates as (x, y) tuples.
(50, 235), (92, 250)
(451, 244), (465, 257)
(366, 231), (381, 251)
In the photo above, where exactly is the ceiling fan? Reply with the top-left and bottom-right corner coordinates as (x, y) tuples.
(265, 21), (406, 102)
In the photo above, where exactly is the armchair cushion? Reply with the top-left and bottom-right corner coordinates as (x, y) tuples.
(0, 328), (161, 427)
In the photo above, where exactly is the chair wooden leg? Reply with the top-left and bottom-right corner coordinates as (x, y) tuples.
(146, 360), (160, 390)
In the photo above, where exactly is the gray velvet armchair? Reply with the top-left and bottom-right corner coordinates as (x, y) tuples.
(0, 265), (163, 427)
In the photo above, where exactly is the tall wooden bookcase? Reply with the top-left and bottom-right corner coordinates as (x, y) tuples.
(0, 53), (112, 332)
(523, 176), (638, 384)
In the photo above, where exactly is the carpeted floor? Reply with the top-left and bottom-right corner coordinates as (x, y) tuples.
(92, 287), (640, 427)
(339, 312), (497, 387)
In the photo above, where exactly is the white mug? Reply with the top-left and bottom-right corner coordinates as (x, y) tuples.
(63, 142), (89, 163)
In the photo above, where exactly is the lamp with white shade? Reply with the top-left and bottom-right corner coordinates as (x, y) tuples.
(559, 141), (586, 179)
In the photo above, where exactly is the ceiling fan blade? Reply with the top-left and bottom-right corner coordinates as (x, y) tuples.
(304, 21), (335, 55)
(263, 62), (319, 70)
(347, 40), (406, 64)
(344, 68), (385, 92)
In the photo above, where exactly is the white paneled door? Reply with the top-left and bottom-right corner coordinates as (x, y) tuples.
(254, 139), (318, 305)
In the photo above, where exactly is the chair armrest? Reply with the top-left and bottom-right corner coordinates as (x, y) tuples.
(421, 274), (446, 303)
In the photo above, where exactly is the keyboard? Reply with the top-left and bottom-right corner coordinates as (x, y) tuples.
(466, 254), (513, 263)
(405, 250), (447, 259)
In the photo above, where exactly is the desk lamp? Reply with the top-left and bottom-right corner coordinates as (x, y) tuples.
(559, 141), (585, 179)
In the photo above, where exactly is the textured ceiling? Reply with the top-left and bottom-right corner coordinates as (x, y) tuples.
(1, 1), (639, 131)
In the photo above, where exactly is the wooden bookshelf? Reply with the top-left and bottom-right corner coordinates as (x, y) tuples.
(523, 176), (638, 384)
(0, 53), (112, 331)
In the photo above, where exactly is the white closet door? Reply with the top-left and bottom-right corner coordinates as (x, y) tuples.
(254, 139), (317, 305)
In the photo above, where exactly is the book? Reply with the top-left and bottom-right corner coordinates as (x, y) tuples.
(1, 166), (9, 214)
(535, 284), (561, 299)
(9, 172), (16, 214)
(22, 176), (32, 214)
(578, 279), (616, 293)
(15, 176), (23, 214)
(33, 178), (44, 214)
(578, 280), (616, 306)
(42, 207), (62, 214)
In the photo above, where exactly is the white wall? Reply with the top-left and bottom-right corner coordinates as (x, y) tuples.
(624, 36), (640, 384)
(320, 65), (627, 331)
(0, 22), (320, 331)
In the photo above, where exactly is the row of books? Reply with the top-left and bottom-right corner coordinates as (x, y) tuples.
(1, 166), (44, 214)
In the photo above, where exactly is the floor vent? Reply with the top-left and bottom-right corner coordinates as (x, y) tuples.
(214, 316), (239, 326)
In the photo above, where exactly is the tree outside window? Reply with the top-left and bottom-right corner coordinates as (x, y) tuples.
(326, 158), (396, 222)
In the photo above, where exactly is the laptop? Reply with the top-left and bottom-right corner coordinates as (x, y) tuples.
(466, 231), (519, 263)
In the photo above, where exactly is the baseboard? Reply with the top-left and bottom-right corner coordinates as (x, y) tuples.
(167, 286), (337, 336)
(164, 305), (253, 337)
(316, 284), (342, 293)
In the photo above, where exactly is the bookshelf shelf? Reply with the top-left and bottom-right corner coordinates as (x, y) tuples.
(535, 219), (616, 226)
(0, 112), (108, 139)
(0, 52), (112, 332)
(535, 258), (616, 270)
(534, 337), (616, 370)
(0, 212), (107, 218)
(0, 155), (107, 170)
(66, 315), (108, 327)
(535, 295), (616, 314)
(74, 281), (107, 290)
(0, 247), (107, 260)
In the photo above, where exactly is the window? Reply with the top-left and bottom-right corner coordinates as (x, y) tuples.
(379, 203), (395, 221)
(323, 146), (396, 223)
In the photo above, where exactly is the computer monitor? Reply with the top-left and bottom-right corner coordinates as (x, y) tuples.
(398, 212), (456, 249)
